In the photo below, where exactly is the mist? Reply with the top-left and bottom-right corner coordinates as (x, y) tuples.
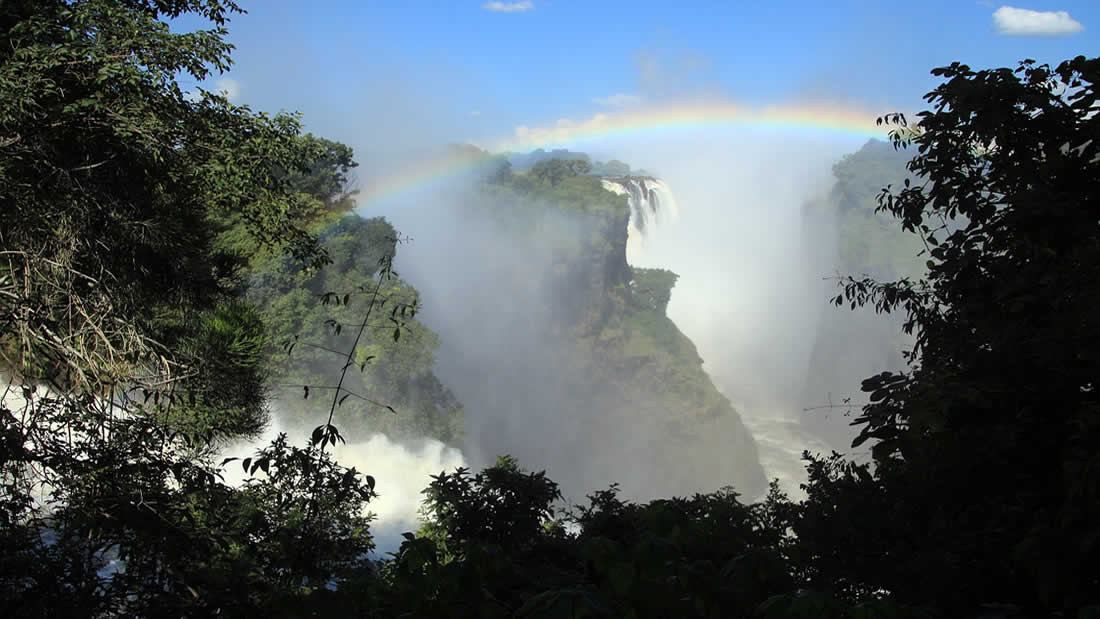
(377, 179), (713, 504)
(349, 124), (898, 502)
(612, 131), (881, 489)
(220, 411), (466, 554)
(208, 16), (917, 500)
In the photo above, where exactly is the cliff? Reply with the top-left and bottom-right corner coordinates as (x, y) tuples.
(411, 158), (766, 501)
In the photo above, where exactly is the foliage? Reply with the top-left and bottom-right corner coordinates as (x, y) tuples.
(374, 53), (1100, 618)
(799, 139), (922, 446)
(422, 455), (562, 555)
(591, 158), (632, 177)
(375, 458), (806, 619)
(530, 157), (593, 185)
(6, 2), (1097, 614)
(0, 2), (380, 615)
(816, 139), (924, 281)
(209, 132), (360, 271)
(218, 434), (377, 608)
(247, 214), (465, 442)
(508, 147), (591, 171)
(0, 0), (332, 396)
(630, 267), (679, 314)
(810, 55), (1100, 615)
(284, 135), (358, 207)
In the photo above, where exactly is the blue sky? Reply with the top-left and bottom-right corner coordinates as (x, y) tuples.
(178, 1), (1098, 156)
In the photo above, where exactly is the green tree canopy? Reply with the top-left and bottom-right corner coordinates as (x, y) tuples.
(1, 2), (378, 615)
(530, 158), (593, 185)
(1, 0), (334, 397)
(801, 56), (1100, 616)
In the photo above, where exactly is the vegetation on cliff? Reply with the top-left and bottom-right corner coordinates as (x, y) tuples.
(244, 213), (465, 443)
(797, 139), (926, 448)
(806, 138), (924, 281)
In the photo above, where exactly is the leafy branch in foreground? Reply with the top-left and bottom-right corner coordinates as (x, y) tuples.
(0, 2), (378, 615)
(253, 214), (463, 443)
(272, 232), (426, 451)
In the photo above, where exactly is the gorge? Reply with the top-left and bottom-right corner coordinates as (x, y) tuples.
(380, 153), (767, 503)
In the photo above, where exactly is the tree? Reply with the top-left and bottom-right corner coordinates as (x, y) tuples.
(0, 2), (379, 614)
(530, 158), (592, 185)
(284, 135), (358, 207)
(379, 459), (800, 619)
(800, 56), (1100, 615)
(599, 159), (631, 176)
(248, 214), (465, 443)
(1, 0), (332, 398)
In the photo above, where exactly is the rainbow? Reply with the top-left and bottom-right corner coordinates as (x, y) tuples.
(354, 100), (895, 210)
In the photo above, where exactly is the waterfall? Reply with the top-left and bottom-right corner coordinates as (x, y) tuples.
(219, 411), (467, 554)
(600, 176), (680, 262)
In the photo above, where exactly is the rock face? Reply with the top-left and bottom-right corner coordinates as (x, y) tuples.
(573, 179), (764, 500)
(400, 168), (766, 502)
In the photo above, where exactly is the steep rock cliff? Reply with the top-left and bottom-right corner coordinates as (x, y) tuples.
(407, 159), (767, 501)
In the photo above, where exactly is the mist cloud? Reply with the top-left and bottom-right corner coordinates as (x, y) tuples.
(993, 6), (1084, 37)
(220, 414), (466, 554)
(181, 77), (241, 103)
(214, 77), (242, 101)
(482, 1), (535, 13)
(609, 132), (867, 491)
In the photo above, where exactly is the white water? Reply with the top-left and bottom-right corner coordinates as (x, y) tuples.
(219, 414), (466, 554)
(332, 434), (466, 552)
(600, 177), (680, 263)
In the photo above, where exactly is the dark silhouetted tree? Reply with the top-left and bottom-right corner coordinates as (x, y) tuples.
(799, 55), (1100, 616)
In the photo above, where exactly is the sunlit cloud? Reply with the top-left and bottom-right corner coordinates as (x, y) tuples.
(214, 77), (242, 101)
(184, 77), (242, 103)
(482, 1), (534, 12)
(594, 93), (643, 107)
(993, 6), (1084, 37)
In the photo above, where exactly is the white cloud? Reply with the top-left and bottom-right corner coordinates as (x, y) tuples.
(214, 77), (242, 101)
(993, 6), (1084, 37)
(482, 1), (534, 12)
(593, 93), (643, 107)
(182, 77), (242, 103)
